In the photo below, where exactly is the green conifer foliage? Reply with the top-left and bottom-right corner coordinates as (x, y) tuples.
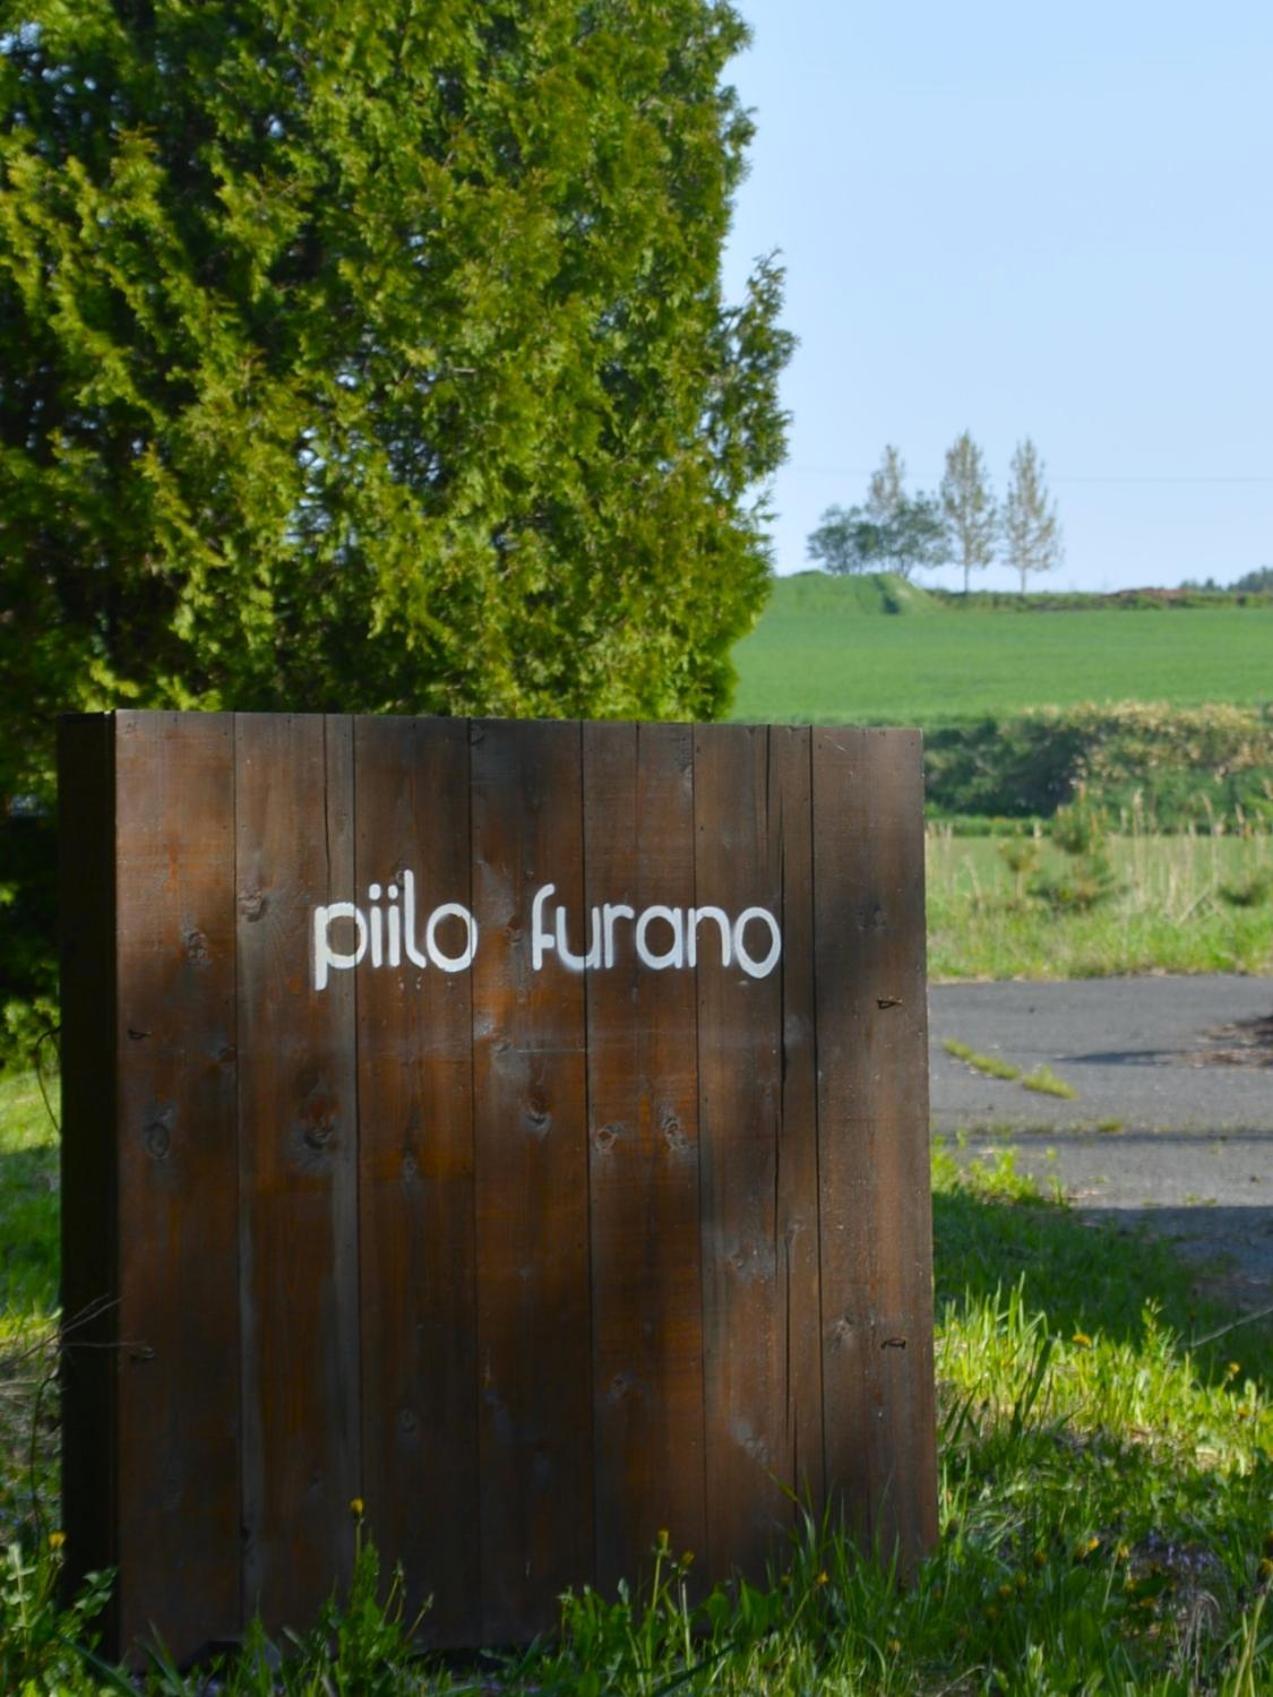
(0, 0), (792, 811)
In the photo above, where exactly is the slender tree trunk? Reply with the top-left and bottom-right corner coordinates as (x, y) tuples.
(963, 558), (970, 595)
(1020, 565), (1027, 594)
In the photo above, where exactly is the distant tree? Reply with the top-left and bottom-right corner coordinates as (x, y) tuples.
(886, 492), (948, 579)
(807, 506), (882, 574)
(1232, 566), (1273, 592)
(807, 490), (945, 579)
(1001, 439), (1063, 593)
(808, 444), (947, 579)
(866, 445), (906, 525)
(940, 431), (997, 593)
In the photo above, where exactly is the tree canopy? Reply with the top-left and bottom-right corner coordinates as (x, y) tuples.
(0, 0), (793, 1046)
(940, 431), (996, 594)
(1002, 438), (1063, 593)
(805, 497), (945, 581)
(807, 446), (945, 580)
(0, 0), (792, 810)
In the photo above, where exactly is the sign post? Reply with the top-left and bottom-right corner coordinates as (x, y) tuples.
(59, 711), (937, 1665)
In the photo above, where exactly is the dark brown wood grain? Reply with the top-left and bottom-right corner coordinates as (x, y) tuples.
(693, 724), (789, 1582)
(583, 721), (705, 1594)
(470, 719), (593, 1641)
(235, 713), (361, 1631)
(812, 728), (937, 1567)
(113, 712), (241, 1660)
(353, 715), (480, 1643)
(59, 710), (936, 1658)
(57, 716), (118, 1639)
(766, 726), (825, 1522)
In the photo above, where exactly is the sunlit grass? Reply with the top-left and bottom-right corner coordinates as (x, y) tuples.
(928, 828), (1273, 978)
(1, 1083), (1269, 1691)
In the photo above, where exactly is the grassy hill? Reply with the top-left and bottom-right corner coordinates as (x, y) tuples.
(760, 569), (943, 619)
(729, 571), (1273, 725)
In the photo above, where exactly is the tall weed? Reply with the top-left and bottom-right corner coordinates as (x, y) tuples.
(930, 823), (1273, 977)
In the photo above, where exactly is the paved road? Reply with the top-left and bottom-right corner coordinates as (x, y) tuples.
(931, 975), (1273, 1136)
(929, 976), (1273, 1314)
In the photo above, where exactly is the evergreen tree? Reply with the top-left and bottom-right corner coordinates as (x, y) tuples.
(1002, 438), (1063, 593)
(0, 0), (792, 813)
(940, 431), (997, 594)
(0, 1), (792, 1038)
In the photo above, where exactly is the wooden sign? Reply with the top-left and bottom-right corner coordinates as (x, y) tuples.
(58, 711), (936, 1665)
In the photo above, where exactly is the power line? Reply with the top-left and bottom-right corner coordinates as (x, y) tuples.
(789, 466), (1273, 485)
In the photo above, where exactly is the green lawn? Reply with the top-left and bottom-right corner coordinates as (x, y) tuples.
(730, 574), (1273, 724)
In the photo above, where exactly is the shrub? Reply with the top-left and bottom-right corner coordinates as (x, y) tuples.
(924, 702), (1273, 830)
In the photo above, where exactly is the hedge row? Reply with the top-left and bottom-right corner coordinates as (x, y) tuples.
(929, 588), (1273, 612)
(923, 702), (1273, 829)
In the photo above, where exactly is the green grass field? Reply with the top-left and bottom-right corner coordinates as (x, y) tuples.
(729, 573), (1273, 724)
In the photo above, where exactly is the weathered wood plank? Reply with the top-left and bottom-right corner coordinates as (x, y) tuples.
(57, 715), (118, 1642)
(470, 718), (593, 1641)
(113, 712), (241, 1659)
(583, 721), (705, 1595)
(812, 728), (937, 1566)
(766, 725), (824, 1522)
(236, 713), (361, 1631)
(354, 714), (480, 1644)
(58, 708), (936, 1653)
(693, 724), (788, 1583)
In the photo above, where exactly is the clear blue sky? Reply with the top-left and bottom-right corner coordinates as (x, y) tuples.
(721, 1), (1273, 590)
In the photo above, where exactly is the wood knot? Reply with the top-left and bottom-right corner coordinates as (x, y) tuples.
(298, 1088), (338, 1152)
(143, 1107), (174, 1160)
(660, 1107), (690, 1155)
(303, 1119), (335, 1151)
(183, 927), (211, 964)
(238, 889), (267, 923)
(592, 1122), (622, 1153)
(881, 1336), (907, 1350)
(877, 996), (903, 1010)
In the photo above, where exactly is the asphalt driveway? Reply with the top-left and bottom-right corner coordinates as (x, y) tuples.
(929, 975), (1273, 1315)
